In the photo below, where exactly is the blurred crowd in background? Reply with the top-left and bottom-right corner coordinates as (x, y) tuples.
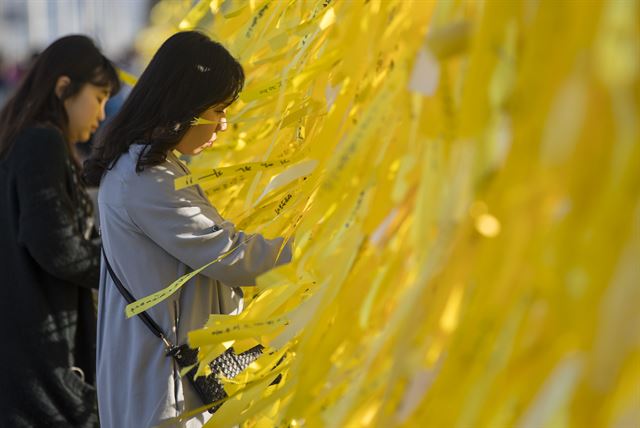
(0, 0), (154, 115)
(0, 52), (28, 106)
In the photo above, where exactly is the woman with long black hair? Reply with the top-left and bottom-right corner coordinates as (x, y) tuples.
(84, 31), (291, 427)
(0, 35), (120, 427)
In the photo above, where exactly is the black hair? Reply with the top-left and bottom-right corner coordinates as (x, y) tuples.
(0, 34), (121, 161)
(83, 31), (245, 186)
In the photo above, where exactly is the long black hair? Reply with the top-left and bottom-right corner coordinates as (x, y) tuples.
(83, 31), (245, 186)
(0, 35), (121, 161)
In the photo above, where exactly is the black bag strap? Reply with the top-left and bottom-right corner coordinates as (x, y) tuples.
(101, 246), (174, 350)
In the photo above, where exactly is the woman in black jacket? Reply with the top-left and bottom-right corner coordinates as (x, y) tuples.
(0, 35), (120, 427)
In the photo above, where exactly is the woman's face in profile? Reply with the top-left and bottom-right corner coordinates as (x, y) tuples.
(176, 105), (227, 156)
(63, 83), (110, 143)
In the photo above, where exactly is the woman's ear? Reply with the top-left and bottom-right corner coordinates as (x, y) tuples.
(54, 75), (71, 99)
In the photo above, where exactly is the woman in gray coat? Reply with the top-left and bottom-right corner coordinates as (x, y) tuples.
(84, 32), (291, 427)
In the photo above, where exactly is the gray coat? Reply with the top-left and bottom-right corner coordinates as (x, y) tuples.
(96, 144), (290, 427)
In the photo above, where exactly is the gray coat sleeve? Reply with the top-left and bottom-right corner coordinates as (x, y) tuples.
(123, 162), (291, 287)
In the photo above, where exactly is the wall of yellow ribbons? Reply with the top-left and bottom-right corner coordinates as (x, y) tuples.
(135, 0), (639, 426)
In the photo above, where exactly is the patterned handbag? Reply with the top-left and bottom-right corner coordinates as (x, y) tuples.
(167, 344), (263, 413)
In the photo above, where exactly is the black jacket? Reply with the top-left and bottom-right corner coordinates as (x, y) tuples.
(0, 126), (100, 427)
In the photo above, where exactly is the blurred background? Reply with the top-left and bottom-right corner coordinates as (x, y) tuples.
(0, 0), (152, 107)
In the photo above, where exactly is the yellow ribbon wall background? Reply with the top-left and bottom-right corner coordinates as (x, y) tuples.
(131, 0), (639, 426)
